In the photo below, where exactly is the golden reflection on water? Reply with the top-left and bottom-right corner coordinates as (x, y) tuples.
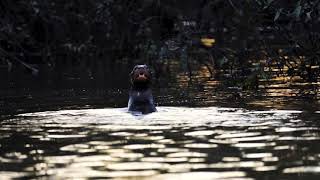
(184, 143), (218, 148)
(169, 62), (320, 109)
(1, 107), (320, 179)
(283, 166), (320, 173)
(184, 130), (215, 136)
(152, 171), (250, 180)
(242, 153), (273, 159)
(255, 166), (277, 172)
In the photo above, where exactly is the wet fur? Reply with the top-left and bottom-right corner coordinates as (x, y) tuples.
(128, 65), (157, 114)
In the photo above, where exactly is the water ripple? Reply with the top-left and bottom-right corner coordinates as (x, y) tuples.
(1, 106), (320, 179)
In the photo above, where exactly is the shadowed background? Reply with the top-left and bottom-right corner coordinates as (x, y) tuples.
(0, 0), (319, 114)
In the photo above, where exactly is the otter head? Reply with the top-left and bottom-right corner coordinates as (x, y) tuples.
(130, 65), (152, 88)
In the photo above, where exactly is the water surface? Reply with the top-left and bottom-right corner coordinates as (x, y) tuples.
(1, 107), (320, 179)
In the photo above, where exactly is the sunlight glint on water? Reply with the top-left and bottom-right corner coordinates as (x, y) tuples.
(1, 107), (320, 179)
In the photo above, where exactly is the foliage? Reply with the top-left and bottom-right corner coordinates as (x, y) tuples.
(0, 0), (319, 88)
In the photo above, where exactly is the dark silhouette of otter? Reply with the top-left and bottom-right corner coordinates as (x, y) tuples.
(128, 65), (157, 114)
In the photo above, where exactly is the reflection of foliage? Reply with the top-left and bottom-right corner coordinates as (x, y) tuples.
(0, 0), (319, 89)
(255, 1), (318, 82)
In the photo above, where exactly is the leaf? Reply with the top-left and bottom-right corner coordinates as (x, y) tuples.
(267, 0), (274, 5)
(158, 46), (168, 61)
(7, 60), (13, 72)
(200, 38), (215, 47)
(180, 46), (188, 71)
(274, 8), (282, 21)
(293, 5), (301, 19)
(217, 56), (228, 67)
(263, 0), (274, 9)
(306, 11), (312, 21)
(255, 0), (262, 6)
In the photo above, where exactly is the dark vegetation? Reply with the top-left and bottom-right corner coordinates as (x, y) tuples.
(0, 0), (319, 93)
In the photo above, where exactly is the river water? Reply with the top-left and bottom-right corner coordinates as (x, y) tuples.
(1, 106), (320, 179)
(1, 62), (320, 179)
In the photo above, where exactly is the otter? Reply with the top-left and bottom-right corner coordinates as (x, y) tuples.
(128, 65), (157, 114)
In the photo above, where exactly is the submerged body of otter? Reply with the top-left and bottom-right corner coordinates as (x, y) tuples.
(128, 88), (156, 114)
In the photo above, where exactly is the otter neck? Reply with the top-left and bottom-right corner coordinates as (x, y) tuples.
(131, 82), (150, 91)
